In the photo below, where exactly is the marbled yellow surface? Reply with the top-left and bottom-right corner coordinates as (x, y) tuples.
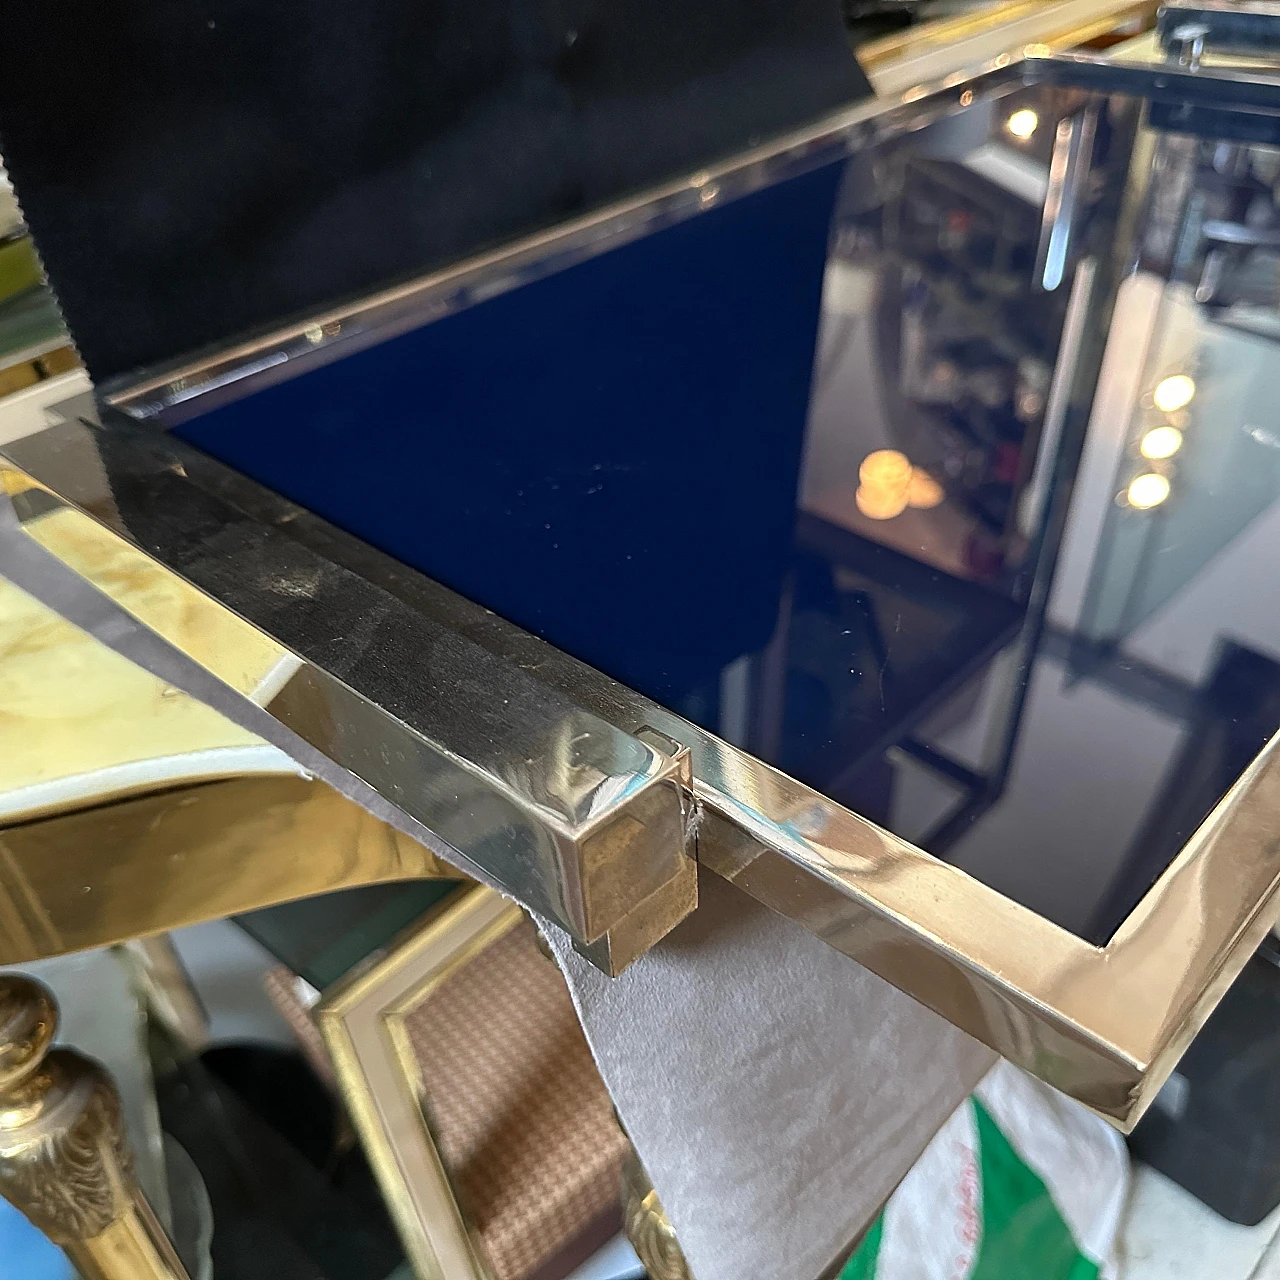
(0, 494), (453, 962)
(1, 507), (297, 823)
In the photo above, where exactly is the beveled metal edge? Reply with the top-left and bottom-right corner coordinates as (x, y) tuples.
(95, 49), (1280, 428)
(316, 883), (515, 1280)
(1043, 44), (1280, 96)
(0, 426), (697, 963)
(5, 411), (1280, 1128)
(99, 61), (1038, 424)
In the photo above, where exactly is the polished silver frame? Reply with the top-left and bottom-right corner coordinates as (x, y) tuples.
(8, 50), (1280, 1128)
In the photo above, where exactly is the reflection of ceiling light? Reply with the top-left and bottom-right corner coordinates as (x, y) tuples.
(1006, 109), (1039, 140)
(1152, 374), (1196, 413)
(856, 485), (909, 520)
(907, 469), (945, 509)
(1127, 472), (1171, 509)
(859, 449), (912, 488)
(856, 451), (946, 520)
(1140, 425), (1183, 460)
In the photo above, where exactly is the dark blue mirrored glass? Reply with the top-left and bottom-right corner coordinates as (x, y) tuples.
(173, 77), (1280, 943)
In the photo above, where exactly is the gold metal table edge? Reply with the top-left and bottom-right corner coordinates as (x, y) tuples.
(5, 440), (1277, 1131)
(859, 0), (1158, 80)
(0, 458), (700, 974)
(0, 774), (459, 965)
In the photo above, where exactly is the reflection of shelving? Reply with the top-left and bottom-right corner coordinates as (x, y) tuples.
(891, 149), (1063, 295)
(822, 79), (1101, 583)
(855, 138), (1074, 557)
(884, 254), (1048, 549)
(888, 251), (1055, 367)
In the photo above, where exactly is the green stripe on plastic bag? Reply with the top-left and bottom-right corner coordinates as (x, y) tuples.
(969, 1100), (1098, 1280)
(838, 1099), (1099, 1280)
(838, 1213), (884, 1280)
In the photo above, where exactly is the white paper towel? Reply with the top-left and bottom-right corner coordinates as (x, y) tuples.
(545, 870), (996, 1280)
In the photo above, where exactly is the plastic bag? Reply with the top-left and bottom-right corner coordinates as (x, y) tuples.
(841, 1060), (1129, 1280)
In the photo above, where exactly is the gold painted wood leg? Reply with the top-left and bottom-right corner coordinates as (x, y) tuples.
(0, 973), (191, 1280)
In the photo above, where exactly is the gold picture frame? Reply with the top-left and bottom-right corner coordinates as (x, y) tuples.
(315, 884), (521, 1280)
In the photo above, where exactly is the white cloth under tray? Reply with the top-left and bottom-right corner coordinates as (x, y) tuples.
(545, 870), (996, 1280)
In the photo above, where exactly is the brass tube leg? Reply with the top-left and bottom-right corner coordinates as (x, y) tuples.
(0, 973), (191, 1280)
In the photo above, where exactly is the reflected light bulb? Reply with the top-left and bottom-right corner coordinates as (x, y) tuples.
(1152, 374), (1196, 414)
(1006, 109), (1039, 140)
(859, 449), (912, 489)
(1127, 472), (1171, 509)
(856, 484), (909, 521)
(1140, 425), (1183, 460)
(906, 468), (945, 510)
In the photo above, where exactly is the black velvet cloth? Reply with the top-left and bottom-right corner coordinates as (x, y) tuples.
(0, 0), (868, 381)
